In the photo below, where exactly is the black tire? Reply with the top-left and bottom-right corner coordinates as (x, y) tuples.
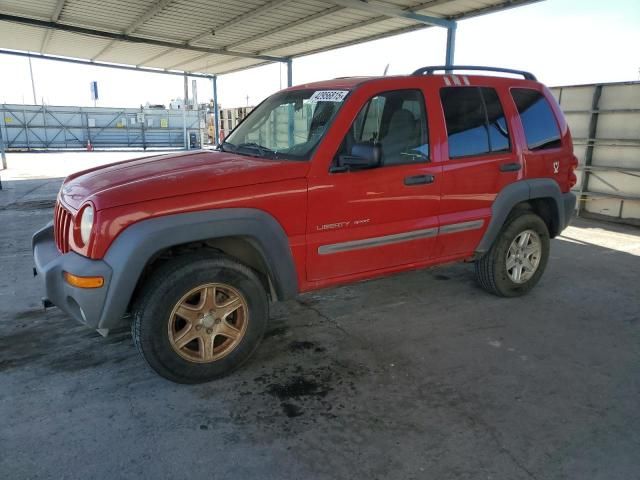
(131, 252), (269, 383)
(475, 212), (550, 297)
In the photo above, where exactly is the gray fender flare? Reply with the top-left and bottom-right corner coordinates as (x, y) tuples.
(475, 179), (572, 255)
(98, 208), (298, 329)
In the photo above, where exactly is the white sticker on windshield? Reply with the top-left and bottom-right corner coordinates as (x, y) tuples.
(309, 90), (349, 102)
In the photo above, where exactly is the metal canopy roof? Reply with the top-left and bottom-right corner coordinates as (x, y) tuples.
(0, 0), (539, 77)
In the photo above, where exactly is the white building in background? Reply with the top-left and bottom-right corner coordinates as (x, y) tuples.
(169, 98), (185, 110)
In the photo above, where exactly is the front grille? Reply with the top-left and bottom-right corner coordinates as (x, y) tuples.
(54, 201), (72, 253)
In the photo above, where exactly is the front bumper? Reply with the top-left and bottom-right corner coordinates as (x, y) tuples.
(32, 222), (112, 330)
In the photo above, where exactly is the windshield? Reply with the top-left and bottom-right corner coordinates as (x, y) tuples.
(222, 89), (349, 160)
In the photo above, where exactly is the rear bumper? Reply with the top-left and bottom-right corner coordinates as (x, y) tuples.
(559, 192), (577, 234)
(32, 222), (112, 330)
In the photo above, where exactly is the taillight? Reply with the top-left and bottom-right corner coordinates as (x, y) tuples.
(568, 155), (578, 189)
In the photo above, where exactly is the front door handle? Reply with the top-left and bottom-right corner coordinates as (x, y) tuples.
(500, 162), (522, 172)
(404, 174), (435, 186)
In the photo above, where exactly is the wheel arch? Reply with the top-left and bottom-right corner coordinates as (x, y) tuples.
(131, 235), (279, 307)
(476, 179), (568, 255)
(99, 208), (298, 330)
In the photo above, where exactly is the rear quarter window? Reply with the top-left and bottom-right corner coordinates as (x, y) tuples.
(511, 88), (562, 150)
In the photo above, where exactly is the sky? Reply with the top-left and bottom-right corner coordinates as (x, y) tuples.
(0, 0), (638, 109)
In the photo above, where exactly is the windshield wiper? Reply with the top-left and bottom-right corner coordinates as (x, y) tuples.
(219, 141), (236, 152)
(236, 142), (278, 159)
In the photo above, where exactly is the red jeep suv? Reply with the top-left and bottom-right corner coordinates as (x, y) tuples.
(33, 66), (577, 383)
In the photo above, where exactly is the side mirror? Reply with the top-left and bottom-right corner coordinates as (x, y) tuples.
(333, 143), (381, 172)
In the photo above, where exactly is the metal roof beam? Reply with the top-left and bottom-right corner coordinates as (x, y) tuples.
(162, 0), (540, 75)
(179, 0), (458, 72)
(136, 49), (176, 66)
(167, 52), (210, 70)
(126, 0), (175, 35)
(199, 59), (271, 76)
(259, 4), (444, 55)
(0, 49), (215, 79)
(0, 13), (288, 62)
(93, 0), (176, 60)
(214, 0), (293, 36)
(51, 0), (66, 20)
(287, 22), (428, 59)
(229, 0), (452, 55)
(260, 16), (384, 54)
(225, 5), (343, 50)
(324, 0), (455, 28)
(273, 0), (538, 61)
(188, 0), (293, 46)
(40, 0), (66, 53)
(142, 0), (293, 70)
(134, 31), (213, 68)
(185, 31), (215, 46)
(176, 55), (261, 75)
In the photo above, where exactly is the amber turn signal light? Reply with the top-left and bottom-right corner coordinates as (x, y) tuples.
(63, 271), (104, 289)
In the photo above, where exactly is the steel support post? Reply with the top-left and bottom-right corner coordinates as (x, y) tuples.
(183, 74), (188, 149)
(0, 129), (6, 171)
(577, 84), (603, 216)
(183, 74), (189, 109)
(42, 104), (49, 147)
(0, 109), (7, 170)
(28, 56), (37, 104)
(0, 107), (5, 189)
(212, 75), (220, 145)
(445, 23), (457, 69)
(286, 58), (293, 87)
(141, 110), (147, 151)
(23, 105), (31, 151)
(82, 109), (90, 148)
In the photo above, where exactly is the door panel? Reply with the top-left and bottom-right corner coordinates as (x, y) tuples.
(306, 87), (440, 281)
(438, 153), (516, 257)
(306, 164), (441, 280)
(435, 85), (522, 258)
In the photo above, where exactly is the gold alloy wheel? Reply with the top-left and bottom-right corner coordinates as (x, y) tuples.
(168, 283), (248, 363)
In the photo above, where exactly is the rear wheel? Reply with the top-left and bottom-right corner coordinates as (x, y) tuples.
(475, 212), (550, 297)
(132, 253), (268, 383)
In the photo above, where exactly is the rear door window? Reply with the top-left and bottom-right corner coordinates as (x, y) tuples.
(481, 87), (510, 153)
(440, 87), (510, 158)
(511, 88), (561, 150)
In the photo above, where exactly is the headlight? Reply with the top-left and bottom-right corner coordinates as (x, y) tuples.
(79, 205), (94, 245)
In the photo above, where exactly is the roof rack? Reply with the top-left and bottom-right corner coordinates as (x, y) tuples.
(412, 65), (537, 81)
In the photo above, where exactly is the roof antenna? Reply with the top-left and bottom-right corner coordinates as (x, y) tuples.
(382, 64), (389, 76)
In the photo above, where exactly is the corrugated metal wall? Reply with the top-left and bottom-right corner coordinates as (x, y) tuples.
(550, 81), (640, 223)
(1, 104), (203, 150)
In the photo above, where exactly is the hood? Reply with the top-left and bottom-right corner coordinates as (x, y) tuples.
(60, 150), (310, 210)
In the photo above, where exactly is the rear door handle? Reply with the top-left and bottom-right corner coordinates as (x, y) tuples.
(404, 174), (435, 186)
(500, 162), (522, 172)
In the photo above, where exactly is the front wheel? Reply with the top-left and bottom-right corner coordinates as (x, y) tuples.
(132, 253), (269, 383)
(475, 212), (550, 297)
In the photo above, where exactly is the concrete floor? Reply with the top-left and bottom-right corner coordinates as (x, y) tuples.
(1, 153), (639, 479)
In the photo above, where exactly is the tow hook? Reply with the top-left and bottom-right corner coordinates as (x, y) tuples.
(42, 298), (54, 309)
